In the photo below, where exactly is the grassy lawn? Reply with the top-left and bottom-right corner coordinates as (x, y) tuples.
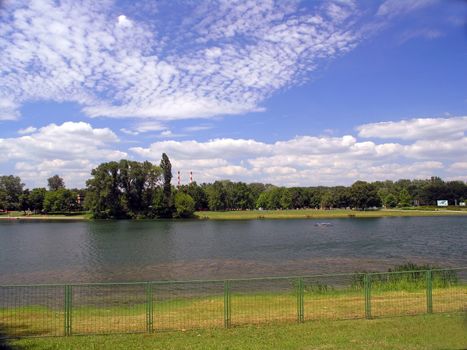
(5, 313), (466, 350)
(1, 285), (464, 337)
(195, 208), (467, 220)
(2, 208), (466, 221)
(0, 211), (88, 220)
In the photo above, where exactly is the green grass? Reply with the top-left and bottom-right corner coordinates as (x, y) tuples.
(0, 211), (88, 220)
(194, 208), (467, 220)
(7, 313), (467, 350)
(2, 208), (466, 221)
(1, 285), (465, 337)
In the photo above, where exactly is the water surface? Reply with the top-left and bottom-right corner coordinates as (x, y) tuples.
(0, 217), (465, 284)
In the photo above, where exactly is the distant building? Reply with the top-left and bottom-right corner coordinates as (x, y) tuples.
(436, 200), (448, 207)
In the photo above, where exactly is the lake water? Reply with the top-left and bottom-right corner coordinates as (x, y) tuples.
(0, 217), (466, 284)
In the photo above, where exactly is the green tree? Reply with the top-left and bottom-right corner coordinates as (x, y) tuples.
(280, 188), (293, 209)
(350, 181), (381, 209)
(117, 160), (161, 217)
(205, 181), (227, 210)
(29, 188), (47, 213)
(398, 188), (412, 207)
(383, 193), (398, 208)
(43, 189), (78, 212)
(86, 159), (163, 219)
(174, 192), (195, 218)
(0, 175), (24, 210)
(230, 182), (254, 210)
(180, 182), (208, 211)
(85, 161), (125, 218)
(19, 189), (30, 212)
(47, 175), (65, 191)
(159, 153), (173, 218)
(320, 191), (334, 209)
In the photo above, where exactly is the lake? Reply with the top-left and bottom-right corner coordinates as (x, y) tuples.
(0, 216), (466, 284)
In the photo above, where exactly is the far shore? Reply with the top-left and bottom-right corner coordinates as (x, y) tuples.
(1, 208), (467, 221)
(195, 208), (467, 220)
(0, 215), (87, 220)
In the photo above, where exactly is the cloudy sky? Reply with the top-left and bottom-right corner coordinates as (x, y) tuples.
(0, 0), (466, 188)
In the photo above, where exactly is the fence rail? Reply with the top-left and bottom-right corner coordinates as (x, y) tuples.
(0, 268), (465, 338)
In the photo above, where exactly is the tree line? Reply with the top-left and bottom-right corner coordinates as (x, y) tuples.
(1, 154), (466, 219)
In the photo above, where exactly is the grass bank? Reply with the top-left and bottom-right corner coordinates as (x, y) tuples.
(195, 208), (467, 220)
(2, 208), (466, 221)
(8, 313), (467, 350)
(1, 285), (464, 337)
(0, 215), (88, 221)
(0, 211), (89, 220)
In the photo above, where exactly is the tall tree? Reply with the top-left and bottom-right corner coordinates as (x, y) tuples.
(85, 161), (125, 218)
(43, 189), (78, 213)
(47, 175), (65, 191)
(205, 181), (227, 211)
(29, 188), (47, 213)
(0, 175), (24, 210)
(159, 153), (173, 218)
(350, 181), (381, 209)
(398, 188), (412, 207)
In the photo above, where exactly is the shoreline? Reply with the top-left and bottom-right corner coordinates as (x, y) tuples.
(1, 208), (466, 221)
(194, 208), (467, 220)
(0, 215), (87, 221)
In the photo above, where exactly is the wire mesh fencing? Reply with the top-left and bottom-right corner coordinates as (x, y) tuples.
(0, 268), (465, 338)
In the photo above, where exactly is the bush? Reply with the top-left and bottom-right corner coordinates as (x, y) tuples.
(174, 192), (195, 218)
(351, 263), (458, 291)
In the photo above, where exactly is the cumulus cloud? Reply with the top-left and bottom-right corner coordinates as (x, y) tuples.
(128, 116), (466, 185)
(0, 0), (396, 122)
(17, 126), (37, 135)
(2, 116), (465, 187)
(0, 122), (126, 187)
(357, 116), (467, 140)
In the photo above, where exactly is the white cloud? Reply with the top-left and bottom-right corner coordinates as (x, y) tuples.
(449, 162), (467, 171)
(0, 121), (126, 187)
(132, 121), (166, 133)
(2, 116), (465, 187)
(0, 0), (371, 121)
(357, 116), (467, 140)
(183, 125), (213, 133)
(17, 126), (37, 135)
(399, 28), (443, 44)
(128, 116), (466, 185)
(130, 138), (272, 160)
(0, 98), (19, 120)
(377, 0), (437, 17)
(117, 15), (133, 28)
(120, 128), (139, 136)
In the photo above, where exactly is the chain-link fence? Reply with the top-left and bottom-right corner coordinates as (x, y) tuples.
(0, 268), (465, 337)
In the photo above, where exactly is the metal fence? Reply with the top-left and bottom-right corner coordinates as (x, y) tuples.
(0, 268), (465, 338)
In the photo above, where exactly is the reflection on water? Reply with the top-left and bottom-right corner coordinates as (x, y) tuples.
(0, 217), (466, 284)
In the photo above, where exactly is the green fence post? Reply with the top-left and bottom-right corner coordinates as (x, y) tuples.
(364, 274), (372, 319)
(426, 270), (433, 314)
(63, 285), (67, 336)
(64, 285), (72, 336)
(224, 280), (231, 328)
(146, 282), (154, 333)
(296, 277), (304, 323)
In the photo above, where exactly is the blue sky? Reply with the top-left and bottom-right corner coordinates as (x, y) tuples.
(0, 0), (466, 188)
